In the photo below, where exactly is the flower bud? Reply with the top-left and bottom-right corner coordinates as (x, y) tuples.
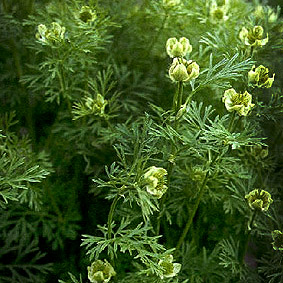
(169, 58), (199, 82)
(248, 65), (275, 88)
(222, 88), (254, 116)
(87, 259), (116, 283)
(239, 25), (268, 47)
(158, 254), (182, 279)
(245, 189), (273, 212)
(271, 230), (283, 251)
(166, 37), (192, 58)
(143, 166), (167, 199)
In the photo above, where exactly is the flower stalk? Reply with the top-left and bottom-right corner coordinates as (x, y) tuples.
(173, 81), (184, 115)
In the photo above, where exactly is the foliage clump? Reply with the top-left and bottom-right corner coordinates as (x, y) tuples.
(0, 0), (283, 282)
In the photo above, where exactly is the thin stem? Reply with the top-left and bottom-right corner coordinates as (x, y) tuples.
(2, 0), (8, 12)
(107, 195), (120, 240)
(177, 81), (184, 114)
(156, 80), (183, 234)
(175, 153), (219, 253)
(242, 210), (257, 263)
(28, 0), (35, 14)
(184, 84), (201, 106)
(11, 39), (23, 79)
(26, 94), (37, 149)
(175, 171), (209, 252)
(172, 81), (183, 115)
(45, 185), (63, 222)
(228, 111), (237, 132)
(250, 46), (254, 58)
(156, 157), (174, 235)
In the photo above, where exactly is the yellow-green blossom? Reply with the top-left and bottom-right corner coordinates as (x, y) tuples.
(163, 0), (181, 8)
(239, 25), (268, 47)
(79, 6), (97, 23)
(46, 22), (65, 43)
(88, 260), (116, 283)
(209, 0), (229, 24)
(36, 22), (65, 45)
(144, 166), (167, 199)
(86, 94), (108, 116)
(158, 254), (182, 279)
(248, 65), (275, 88)
(166, 37), (192, 58)
(72, 94), (108, 120)
(245, 189), (273, 212)
(35, 24), (48, 44)
(271, 230), (283, 251)
(222, 88), (254, 116)
(169, 58), (199, 82)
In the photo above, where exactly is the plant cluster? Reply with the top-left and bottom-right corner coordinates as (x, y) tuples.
(0, 0), (283, 282)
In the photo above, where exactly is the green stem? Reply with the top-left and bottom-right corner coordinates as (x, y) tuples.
(26, 95), (37, 149)
(173, 81), (183, 115)
(10, 39), (23, 79)
(156, 157), (174, 235)
(46, 185), (63, 222)
(242, 210), (257, 263)
(175, 153), (218, 252)
(177, 81), (184, 114)
(250, 46), (254, 58)
(156, 81), (184, 234)
(28, 0), (35, 14)
(58, 62), (72, 112)
(228, 111), (237, 132)
(2, 0), (8, 12)
(175, 171), (209, 252)
(107, 195), (120, 240)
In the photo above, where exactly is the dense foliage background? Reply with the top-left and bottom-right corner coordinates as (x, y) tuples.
(0, 0), (283, 282)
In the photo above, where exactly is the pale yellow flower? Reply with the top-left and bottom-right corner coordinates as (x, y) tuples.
(144, 166), (167, 199)
(239, 26), (268, 47)
(166, 37), (192, 58)
(88, 260), (116, 283)
(248, 65), (274, 88)
(245, 189), (273, 212)
(169, 58), (199, 82)
(222, 88), (254, 116)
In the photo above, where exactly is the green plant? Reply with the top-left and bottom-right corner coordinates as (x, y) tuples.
(1, 0), (283, 282)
